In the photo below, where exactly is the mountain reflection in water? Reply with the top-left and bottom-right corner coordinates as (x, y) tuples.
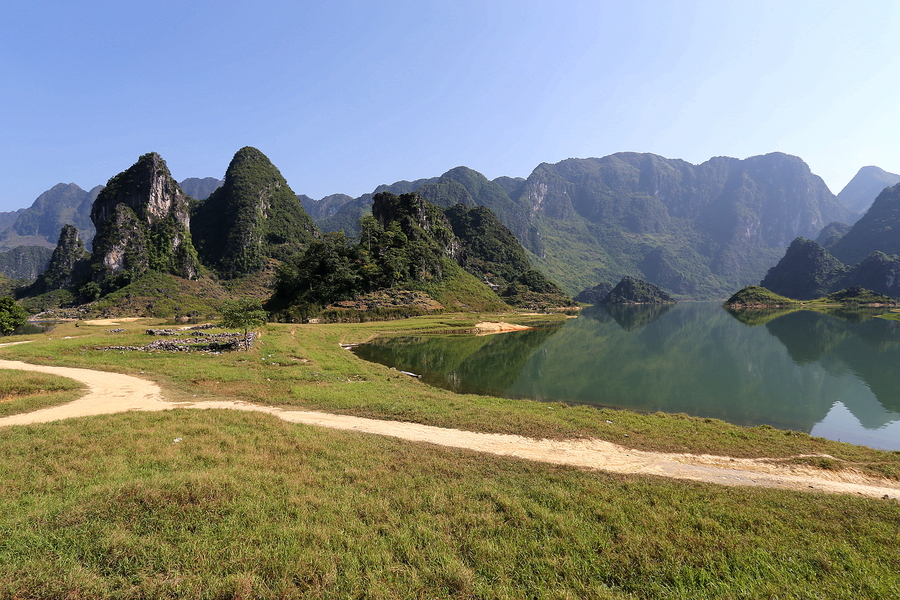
(352, 303), (900, 449)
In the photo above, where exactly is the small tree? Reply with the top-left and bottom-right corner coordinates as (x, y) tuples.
(0, 297), (28, 336)
(220, 298), (268, 350)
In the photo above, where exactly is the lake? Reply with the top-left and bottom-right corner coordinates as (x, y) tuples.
(353, 303), (900, 450)
(9, 321), (57, 336)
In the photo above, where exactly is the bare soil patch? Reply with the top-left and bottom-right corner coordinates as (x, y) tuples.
(473, 321), (532, 335)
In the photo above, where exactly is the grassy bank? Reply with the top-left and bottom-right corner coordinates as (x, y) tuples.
(0, 316), (899, 597)
(1, 409), (898, 599)
(4, 316), (899, 473)
(0, 369), (84, 417)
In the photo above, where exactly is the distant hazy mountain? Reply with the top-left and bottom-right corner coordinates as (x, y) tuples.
(837, 166), (900, 215)
(0, 183), (101, 251)
(0, 209), (24, 232)
(299, 152), (851, 299)
(0, 245), (53, 280)
(829, 183), (900, 265)
(179, 177), (222, 201)
(761, 236), (900, 300)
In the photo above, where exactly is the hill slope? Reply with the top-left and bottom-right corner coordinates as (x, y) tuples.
(192, 147), (319, 278)
(837, 166), (900, 215)
(300, 152), (851, 300)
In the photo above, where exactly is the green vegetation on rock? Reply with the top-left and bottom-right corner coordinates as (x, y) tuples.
(270, 193), (507, 319)
(600, 276), (676, 304)
(830, 183), (900, 265)
(0, 245), (52, 281)
(26, 224), (90, 295)
(760, 238), (848, 300)
(724, 286), (799, 308)
(89, 152), (200, 292)
(192, 147), (319, 277)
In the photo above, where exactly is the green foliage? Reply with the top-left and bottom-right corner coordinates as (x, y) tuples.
(574, 281), (616, 304)
(24, 225), (91, 296)
(444, 204), (531, 286)
(272, 193), (516, 316)
(3, 320), (900, 597)
(0, 296), (28, 335)
(724, 286), (799, 307)
(192, 147), (319, 278)
(816, 221), (851, 248)
(0, 245), (53, 281)
(89, 153), (199, 294)
(220, 297), (268, 349)
(822, 286), (896, 306)
(831, 183), (900, 264)
(272, 232), (369, 308)
(0, 369), (84, 417)
(760, 238), (848, 300)
(2, 410), (900, 598)
(601, 276), (676, 304)
(416, 178), (476, 208)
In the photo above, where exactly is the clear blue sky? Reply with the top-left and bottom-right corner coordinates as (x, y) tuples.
(2, 1), (899, 212)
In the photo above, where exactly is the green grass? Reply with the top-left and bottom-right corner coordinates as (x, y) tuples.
(1, 315), (899, 596)
(724, 285), (799, 307)
(0, 369), (84, 417)
(4, 316), (900, 478)
(0, 409), (898, 599)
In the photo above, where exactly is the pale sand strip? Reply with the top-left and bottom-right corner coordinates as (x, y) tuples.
(1, 357), (898, 500)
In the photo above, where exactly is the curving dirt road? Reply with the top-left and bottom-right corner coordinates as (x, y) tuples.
(1, 356), (899, 500)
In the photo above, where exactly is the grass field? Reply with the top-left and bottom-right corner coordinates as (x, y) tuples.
(1, 316), (899, 598)
(0, 369), (84, 418)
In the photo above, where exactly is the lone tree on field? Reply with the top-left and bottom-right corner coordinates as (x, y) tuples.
(0, 297), (28, 336)
(220, 298), (268, 350)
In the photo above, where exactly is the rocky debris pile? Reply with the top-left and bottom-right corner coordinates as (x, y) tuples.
(31, 307), (93, 320)
(327, 290), (443, 312)
(145, 324), (217, 335)
(108, 328), (125, 333)
(100, 331), (256, 353)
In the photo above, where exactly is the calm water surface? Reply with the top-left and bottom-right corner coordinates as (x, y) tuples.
(353, 303), (900, 450)
(9, 321), (57, 336)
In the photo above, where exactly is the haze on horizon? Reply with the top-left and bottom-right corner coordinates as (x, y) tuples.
(2, 1), (899, 212)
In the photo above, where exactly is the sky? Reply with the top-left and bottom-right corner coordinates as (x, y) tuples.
(2, 1), (899, 212)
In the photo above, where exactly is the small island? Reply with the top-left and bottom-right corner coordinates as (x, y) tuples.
(724, 285), (897, 308)
(599, 276), (676, 305)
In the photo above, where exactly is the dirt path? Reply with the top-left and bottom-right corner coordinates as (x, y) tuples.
(1, 357), (898, 500)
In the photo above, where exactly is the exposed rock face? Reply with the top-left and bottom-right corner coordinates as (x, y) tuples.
(30, 224), (90, 293)
(371, 191), (462, 262)
(90, 152), (199, 286)
(192, 147), (318, 278)
(515, 152), (852, 297)
(305, 152), (851, 299)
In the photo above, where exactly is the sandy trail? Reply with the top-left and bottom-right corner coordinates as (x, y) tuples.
(1, 356), (898, 500)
